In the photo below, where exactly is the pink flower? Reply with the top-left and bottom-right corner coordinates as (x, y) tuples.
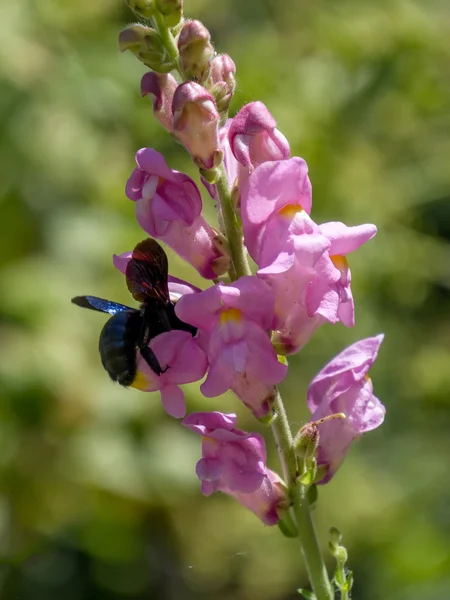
(307, 335), (385, 483)
(140, 71), (177, 132)
(183, 412), (287, 524)
(240, 158), (314, 265)
(264, 220), (376, 353)
(125, 148), (229, 278)
(175, 277), (287, 418)
(310, 222), (378, 327)
(172, 82), (221, 170)
(240, 158), (377, 351)
(131, 330), (208, 419)
(228, 102), (290, 170)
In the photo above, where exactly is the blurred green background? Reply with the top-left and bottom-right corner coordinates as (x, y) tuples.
(1, 0), (450, 598)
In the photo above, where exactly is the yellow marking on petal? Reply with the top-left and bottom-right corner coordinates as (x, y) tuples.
(364, 374), (372, 382)
(278, 204), (303, 219)
(330, 254), (348, 271)
(130, 370), (152, 390)
(219, 307), (242, 326)
(202, 436), (218, 447)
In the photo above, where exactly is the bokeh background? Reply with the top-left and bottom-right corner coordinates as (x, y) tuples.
(1, 0), (450, 598)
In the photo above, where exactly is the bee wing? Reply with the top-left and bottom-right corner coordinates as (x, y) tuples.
(126, 238), (170, 305)
(71, 296), (135, 315)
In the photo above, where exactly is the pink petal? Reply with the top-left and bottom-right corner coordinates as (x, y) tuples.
(319, 222), (377, 255)
(196, 457), (222, 481)
(160, 385), (186, 419)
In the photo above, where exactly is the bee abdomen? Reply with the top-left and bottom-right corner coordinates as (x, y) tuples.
(98, 311), (140, 387)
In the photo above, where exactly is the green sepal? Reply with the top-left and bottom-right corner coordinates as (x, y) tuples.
(277, 512), (299, 538)
(306, 483), (318, 507)
(257, 411), (276, 426)
(297, 589), (317, 600)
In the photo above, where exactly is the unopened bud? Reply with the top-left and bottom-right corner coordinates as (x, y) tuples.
(209, 54), (236, 114)
(229, 101), (290, 169)
(294, 422), (320, 458)
(329, 526), (342, 548)
(172, 82), (220, 170)
(118, 25), (175, 73)
(178, 20), (214, 82)
(125, 0), (156, 18)
(211, 234), (231, 276)
(141, 71), (177, 131)
(155, 0), (183, 27)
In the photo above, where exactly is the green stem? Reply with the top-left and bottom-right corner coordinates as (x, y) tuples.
(215, 164), (252, 279)
(292, 485), (335, 600)
(152, 11), (181, 74)
(272, 390), (334, 600)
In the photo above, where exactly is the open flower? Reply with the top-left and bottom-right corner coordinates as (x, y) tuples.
(307, 335), (385, 483)
(183, 412), (287, 524)
(125, 148), (229, 278)
(240, 157), (315, 265)
(175, 277), (287, 418)
(131, 330), (208, 419)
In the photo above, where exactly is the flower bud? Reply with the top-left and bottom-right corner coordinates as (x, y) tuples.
(172, 82), (221, 170)
(118, 25), (175, 73)
(125, 0), (156, 18)
(229, 101), (290, 169)
(177, 20), (214, 82)
(208, 54), (236, 114)
(155, 0), (183, 27)
(141, 71), (177, 132)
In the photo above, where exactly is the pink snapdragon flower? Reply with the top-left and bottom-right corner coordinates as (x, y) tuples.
(183, 412), (287, 524)
(131, 330), (208, 419)
(125, 148), (229, 278)
(175, 277), (287, 418)
(228, 102), (290, 170)
(172, 82), (221, 170)
(307, 335), (385, 483)
(240, 158), (377, 352)
(240, 157), (314, 265)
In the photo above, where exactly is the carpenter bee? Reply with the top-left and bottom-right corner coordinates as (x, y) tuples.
(72, 238), (196, 386)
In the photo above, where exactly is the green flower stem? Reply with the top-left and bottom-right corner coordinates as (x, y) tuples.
(215, 164), (252, 279)
(272, 391), (335, 600)
(152, 11), (181, 73)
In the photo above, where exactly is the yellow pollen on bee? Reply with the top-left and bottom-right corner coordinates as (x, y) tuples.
(330, 254), (348, 271)
(278, 204), (303, 219)
(130, 370), (152, 390)
(219, 307), (242, 326)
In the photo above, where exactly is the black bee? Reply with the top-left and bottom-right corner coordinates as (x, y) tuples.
(72, 238), (196, 387)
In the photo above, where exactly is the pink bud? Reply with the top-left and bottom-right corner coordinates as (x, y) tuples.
(229, 101), (290, 169)
(172, 82), (221, 170)
(178, 20), (214, 82)
(141, 71), (177, 132)
(209, 54), (236, 113)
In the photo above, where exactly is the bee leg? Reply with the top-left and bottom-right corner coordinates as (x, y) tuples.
(139, 344), (169, 376)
